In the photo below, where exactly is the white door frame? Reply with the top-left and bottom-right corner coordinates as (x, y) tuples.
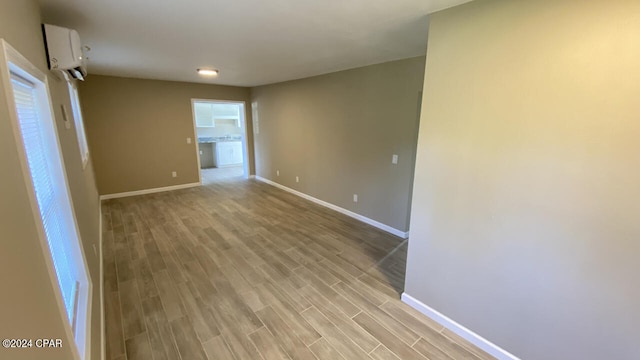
(190, 98), (250, 183)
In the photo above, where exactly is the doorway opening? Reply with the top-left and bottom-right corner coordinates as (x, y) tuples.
(191, 99), (249, 184)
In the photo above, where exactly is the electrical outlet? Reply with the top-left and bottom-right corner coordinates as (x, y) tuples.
(277, 170), (280, 176)
(392, 154), (399, 164)
(187, 137), (192, 144)
(200, 150), (203, 155)
(353, 194), (358, 203)
(172, 171), (177, 178)
(295, 176), (299, 183)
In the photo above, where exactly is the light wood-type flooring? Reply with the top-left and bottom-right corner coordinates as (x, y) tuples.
(102, 175), (496, 360)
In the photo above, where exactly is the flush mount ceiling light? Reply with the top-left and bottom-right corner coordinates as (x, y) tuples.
(197, 68), (219, 76)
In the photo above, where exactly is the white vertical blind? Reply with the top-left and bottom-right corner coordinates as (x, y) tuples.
(11, 74), (78, 323)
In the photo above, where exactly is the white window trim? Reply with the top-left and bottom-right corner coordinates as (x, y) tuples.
(191, 98), (250, 182)
(0, 39), (92, 360)
(67, 80), (90, 169)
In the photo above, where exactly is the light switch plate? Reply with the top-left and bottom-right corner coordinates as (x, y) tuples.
(392, 154), (398, 164)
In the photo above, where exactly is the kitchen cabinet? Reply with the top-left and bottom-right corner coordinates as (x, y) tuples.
(194, 102), (240, 128)
(215, 141), (243, 167)
(197, 116), (239, 128)
(196, 116), (214, 127)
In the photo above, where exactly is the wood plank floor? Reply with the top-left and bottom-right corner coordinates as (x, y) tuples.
(102, 172), (495, 360)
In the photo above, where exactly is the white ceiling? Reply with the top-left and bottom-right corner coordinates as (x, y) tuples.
(38, 0), (470, 87)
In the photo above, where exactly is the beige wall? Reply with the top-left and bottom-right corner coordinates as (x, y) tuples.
(251, 57), (425, 232)
(405, 0), (640, 359)
(79, 75), (254, 195)
(0, 0), (102, 359)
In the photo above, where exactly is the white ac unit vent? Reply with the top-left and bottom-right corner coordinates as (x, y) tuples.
(42, 24), (88, 81)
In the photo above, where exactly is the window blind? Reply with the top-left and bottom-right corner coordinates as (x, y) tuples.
(11, 74), (78, 323)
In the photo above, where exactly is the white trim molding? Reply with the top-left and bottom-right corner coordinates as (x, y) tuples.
(1, 39), (85, 360)
(99, 182), (200, 200)
(401, 293), (520, 360)
(190, 98), (251, 180)
(99, 205), (105, 360)
(255, 176), (409, 239)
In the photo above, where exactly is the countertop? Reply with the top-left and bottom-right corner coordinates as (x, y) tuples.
(198, 136), (242, 143)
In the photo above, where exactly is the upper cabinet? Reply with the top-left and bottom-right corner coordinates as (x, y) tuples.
(195, 102), (214, 127)
(194, 102), (241, 127)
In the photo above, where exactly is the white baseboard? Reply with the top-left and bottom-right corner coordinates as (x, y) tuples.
(254, 176), (409, 239)
(99, 182), (200, 200)
(401, 293), (520, 360)
(99, 205), (105, 360)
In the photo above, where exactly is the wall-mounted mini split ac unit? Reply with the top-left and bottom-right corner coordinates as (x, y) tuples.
(42, 24), (88, 81)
